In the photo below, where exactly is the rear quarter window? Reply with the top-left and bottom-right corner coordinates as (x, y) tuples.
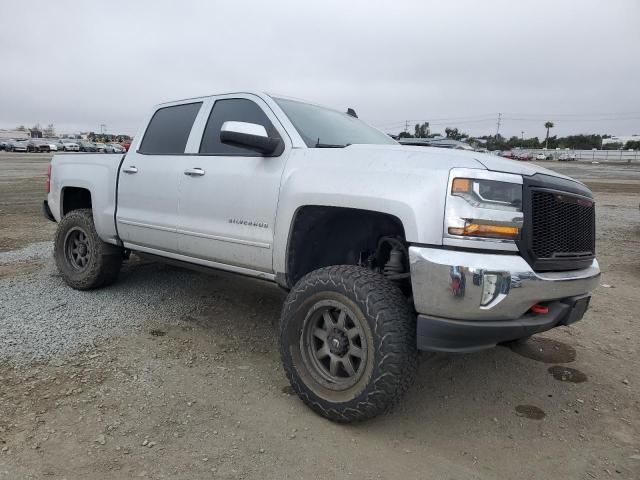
(139, 102), (202, 154)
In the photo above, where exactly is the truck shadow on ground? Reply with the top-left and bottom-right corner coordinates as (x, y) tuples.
(115, 257), (589, 431)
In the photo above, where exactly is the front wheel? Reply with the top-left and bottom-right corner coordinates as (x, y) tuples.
(54, 209), (122, 290)
(279, 265), (418, 423)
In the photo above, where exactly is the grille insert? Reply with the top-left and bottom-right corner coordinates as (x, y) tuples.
(531, 190), (595, 261)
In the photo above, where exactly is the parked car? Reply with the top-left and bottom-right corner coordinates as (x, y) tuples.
(0, 140), (9, 151)
(105, 143), (125, 154)
(94, 142), (107, 153)
(27, 139), (51, 153)
(79, 141), (97, 152)
(120, 141), (131, 151)
(45, 91), (600, 423)
(7, 139), (28, 152)
(515, 152), (532, 161)
(43, 139), (58, 152)
(558, 153), (577, 161)
(57, 139), (80, 152)
(535, 153), (546, 160)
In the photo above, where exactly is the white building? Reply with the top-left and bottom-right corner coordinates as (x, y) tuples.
(602, 135), (640, 146)
(0, 128), (30, 140)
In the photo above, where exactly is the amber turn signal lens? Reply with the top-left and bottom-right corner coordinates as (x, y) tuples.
(448, 223), (520, 239)
(451, 178), (472, 193)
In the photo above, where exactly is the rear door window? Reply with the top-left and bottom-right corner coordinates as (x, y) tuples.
(139, 102), (202, 154)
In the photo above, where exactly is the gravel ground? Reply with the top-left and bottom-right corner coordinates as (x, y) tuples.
(0, 153), (639, 479)
(0, 241), (51, 265)
(0, 247), (269, 362)
(2, 248), (143, 361)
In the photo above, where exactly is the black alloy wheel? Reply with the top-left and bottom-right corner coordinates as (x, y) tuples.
(64, 226), (92, 271)
(301, 299), (368, 391)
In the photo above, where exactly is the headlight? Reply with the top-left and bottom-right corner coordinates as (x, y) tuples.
(451, 178), (522, 212)
(445, 171), (524, 243)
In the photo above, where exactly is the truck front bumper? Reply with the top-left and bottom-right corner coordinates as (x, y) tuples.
(409, 246), (600, 352)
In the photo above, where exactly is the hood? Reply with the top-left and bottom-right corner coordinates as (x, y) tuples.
(343, 144), (484, 172)
(347, 144), (579, 183)
(470, 151), (575, 180)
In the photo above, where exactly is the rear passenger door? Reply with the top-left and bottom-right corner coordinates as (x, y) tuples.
(176, 95), (289, 273)
(116, 101), (202, 253)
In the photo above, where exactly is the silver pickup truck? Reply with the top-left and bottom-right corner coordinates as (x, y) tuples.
(44, 92), (600, 422)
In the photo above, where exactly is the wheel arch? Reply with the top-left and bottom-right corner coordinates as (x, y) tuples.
(61, 186), (92, 216)
(279, 205), (408, 288)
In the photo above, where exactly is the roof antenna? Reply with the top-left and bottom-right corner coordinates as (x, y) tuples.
(346, 108), (358, 118)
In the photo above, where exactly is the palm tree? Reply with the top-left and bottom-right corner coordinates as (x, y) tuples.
(544, 121), (554, 149)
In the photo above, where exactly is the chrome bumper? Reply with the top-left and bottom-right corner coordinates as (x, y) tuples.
(409, 246), (600, 321)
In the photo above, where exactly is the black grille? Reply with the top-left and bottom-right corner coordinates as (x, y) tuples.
(531, 190), (595, 260)
(518, 174), (596, 272)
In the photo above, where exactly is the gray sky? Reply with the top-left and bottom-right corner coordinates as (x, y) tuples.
(1, 0), (639, 139)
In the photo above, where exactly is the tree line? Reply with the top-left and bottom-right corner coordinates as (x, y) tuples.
(480, 134), (640, 151)
(395, 121), (639, 150)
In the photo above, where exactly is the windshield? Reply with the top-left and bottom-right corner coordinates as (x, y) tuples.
(273, 97), (397, 148)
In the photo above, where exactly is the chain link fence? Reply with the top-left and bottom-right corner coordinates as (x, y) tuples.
(520, 149), (638, 162)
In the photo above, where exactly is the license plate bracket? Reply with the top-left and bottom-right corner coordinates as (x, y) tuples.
(562, 295), (591, 326)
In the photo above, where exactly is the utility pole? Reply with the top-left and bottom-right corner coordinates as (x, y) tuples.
(404, 120), (409, 134)
(521, 131), (525, 148)
(495, 113), (502, 137)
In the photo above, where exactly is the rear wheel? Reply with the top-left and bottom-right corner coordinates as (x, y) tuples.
(279, 265), (418, 423)
(54, 209), (122, 290)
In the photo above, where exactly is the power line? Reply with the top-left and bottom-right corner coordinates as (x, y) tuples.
(377, 117), (498, 130)
(376, 113), (501, 128)
(503, 116), (640, 122)
(376, 111), (640, 130)
(419, 118), (499, 126)
(502, 111), (640, 118)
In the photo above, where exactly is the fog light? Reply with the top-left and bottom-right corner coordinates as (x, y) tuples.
(480, 272), (510, 308)
(481, 273), (499, 306)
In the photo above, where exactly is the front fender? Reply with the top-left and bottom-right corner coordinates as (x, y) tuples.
(272, 153), (451, 274)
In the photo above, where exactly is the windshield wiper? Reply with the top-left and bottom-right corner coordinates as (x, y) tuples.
(315, 138), (349, 148)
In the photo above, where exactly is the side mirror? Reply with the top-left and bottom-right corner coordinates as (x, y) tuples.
(220, 121), (282, 155)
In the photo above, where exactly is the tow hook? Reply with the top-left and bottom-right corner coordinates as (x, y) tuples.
(531, 304), (549, 315)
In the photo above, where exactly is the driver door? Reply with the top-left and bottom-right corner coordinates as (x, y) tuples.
(176, 95), (290, 273)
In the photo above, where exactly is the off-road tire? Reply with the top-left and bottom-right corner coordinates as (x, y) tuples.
(54, 208), (122, 290)
(279, 265), (418, 423)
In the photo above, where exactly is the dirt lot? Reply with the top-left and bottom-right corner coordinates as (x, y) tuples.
(0, 152), (638, 479)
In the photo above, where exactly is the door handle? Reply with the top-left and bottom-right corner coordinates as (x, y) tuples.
(184, 167), (205, 176)
(122, 166), (138, 174)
